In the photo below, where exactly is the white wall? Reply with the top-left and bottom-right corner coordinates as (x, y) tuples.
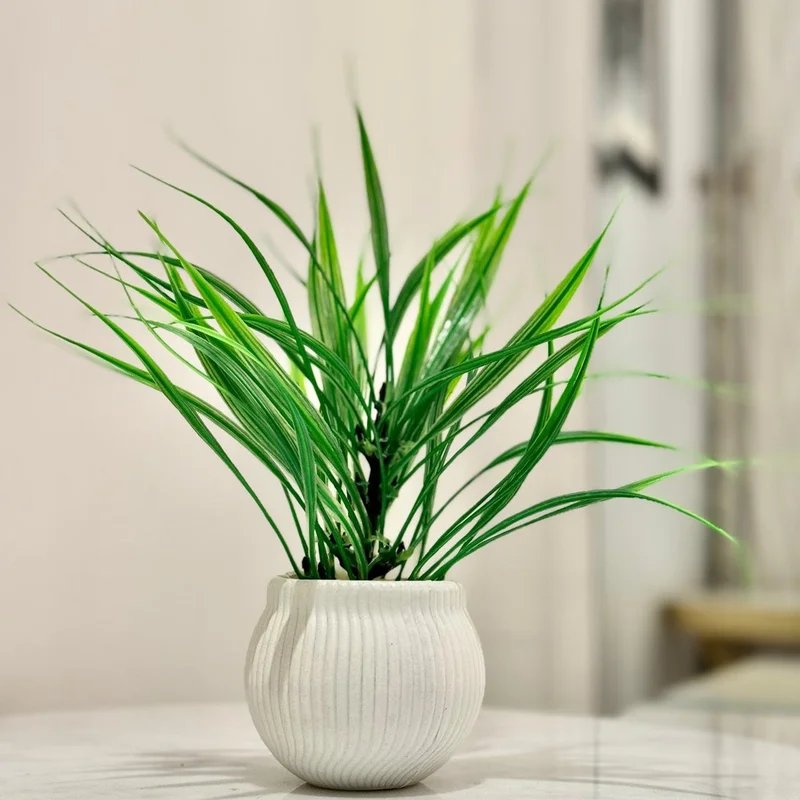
(0, 0), (602, 713)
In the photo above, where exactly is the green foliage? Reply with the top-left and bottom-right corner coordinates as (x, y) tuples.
(15, 110), (736, 580)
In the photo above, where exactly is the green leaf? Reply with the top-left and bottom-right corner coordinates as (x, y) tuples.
(309, 182), (363, 403)
(351, 255), (371, 361)
(132, 167), (319, 388)
(436, 223), (609, 428)
(395, 248), (435, 397)
(356, 109), (392, 379)
(389, 206), (499, 339)
(290, 404), (320, 577)
(424, 183), (530, 381)
(175, 137), (314, 252)
(428, 486), (736, 579)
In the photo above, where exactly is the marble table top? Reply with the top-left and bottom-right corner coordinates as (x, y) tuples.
(2, 703), (799, 798)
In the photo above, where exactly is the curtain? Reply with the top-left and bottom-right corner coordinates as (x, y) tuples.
(708, 0), (800, 589)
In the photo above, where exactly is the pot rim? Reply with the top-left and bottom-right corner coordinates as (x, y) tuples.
(273, 573), (463, 590)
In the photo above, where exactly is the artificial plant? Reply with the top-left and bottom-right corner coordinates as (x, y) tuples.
(15, 110), (734, 580)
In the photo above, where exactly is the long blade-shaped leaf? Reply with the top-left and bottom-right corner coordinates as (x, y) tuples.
(132, 167), (319, 387)
(427, 487), (736, 579)
(356, 109), (392, 380)
(290, 405), (320, 577)
(389, 206), (499, 339)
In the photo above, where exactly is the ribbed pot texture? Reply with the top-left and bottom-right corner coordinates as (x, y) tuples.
(245, 575), (485, 790)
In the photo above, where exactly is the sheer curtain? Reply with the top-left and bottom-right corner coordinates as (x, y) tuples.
(734, 0), (800, 589)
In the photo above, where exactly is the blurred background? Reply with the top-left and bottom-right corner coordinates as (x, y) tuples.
(1, 0), (798, 728)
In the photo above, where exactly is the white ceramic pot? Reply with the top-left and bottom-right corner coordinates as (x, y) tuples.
(245, 575), (485, 790)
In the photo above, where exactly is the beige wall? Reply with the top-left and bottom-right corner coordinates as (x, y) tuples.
(1, 0), (603, 712)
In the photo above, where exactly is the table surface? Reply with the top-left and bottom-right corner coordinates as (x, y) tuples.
(2, 703), (800, 799)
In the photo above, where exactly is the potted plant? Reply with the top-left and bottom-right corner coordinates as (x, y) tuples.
(15, 110), (733, 791)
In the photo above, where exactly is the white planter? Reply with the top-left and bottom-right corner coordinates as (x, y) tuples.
(245, 575), (485, 790)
